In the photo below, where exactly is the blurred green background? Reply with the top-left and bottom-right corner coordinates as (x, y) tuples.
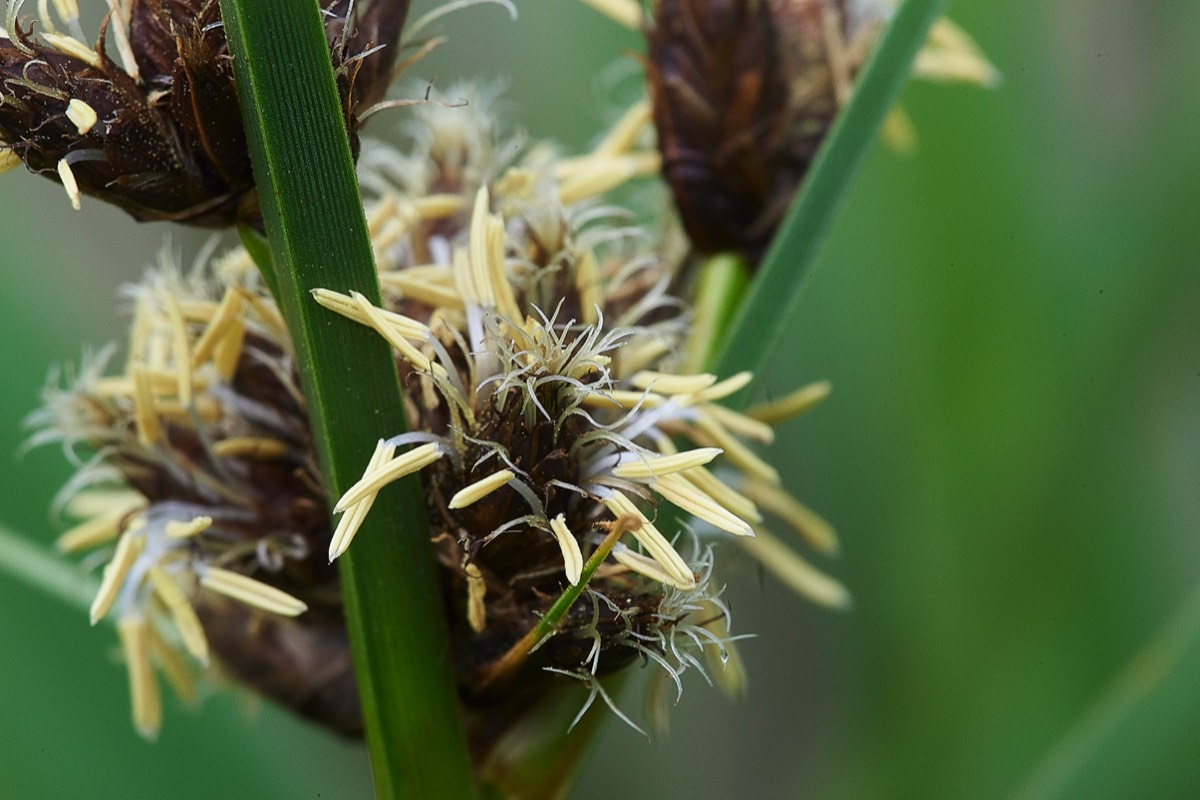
(3, 1), (1199, 798)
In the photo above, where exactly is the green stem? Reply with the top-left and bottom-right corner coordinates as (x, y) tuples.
(236, 224), (280, 302)
(1009, 583), (1200, 800)
(0, 524), (95, 611)
(684, 252), (750, 374)
(710, 0), (948, 399)
(218, 1), (474, 796)
(477, 520), (629, 689)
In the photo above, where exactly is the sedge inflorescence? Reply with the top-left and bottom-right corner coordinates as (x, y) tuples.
(17, 0), (996, 753)
(35, 84), (846, 742)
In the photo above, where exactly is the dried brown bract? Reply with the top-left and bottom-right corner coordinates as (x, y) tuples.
(0, 0), (409, 225)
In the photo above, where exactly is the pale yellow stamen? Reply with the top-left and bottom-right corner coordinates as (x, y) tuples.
(379, 267), (465, 310)
(630, 370), (717, 396)
(414, 193), (466, 219)
(882, 108), (919, 155)
(366, 192), (400, 235)
(385, 275), (464, 310)
(50, 0), (81, 24)
(118, 617), (162, 740)
(682, 466), (763, 524)
(163, 292), (192, 406)
(334, 442), (443, 512)
(42, 32), (101, 68)
(395, 333), (450, 379)
(56, 158), (81, 210)
(466, 564), (487, 633)
(739, 530), (851, 610)
(739, 482), (839, 555)
(130, 364), (162, 446)
(688, 371), (753, 404)
(65, 97), (97, 134)
(0, 147), (20, 173)
(603, 491), (696, 589)
(549, 514), (583, 585)
(618, 338), (672, 376)
(147, 566), (208, 664)
(211, 437), (290, 460)
(147, 623), (199, 705)
(919, 18), (1001, 87)
(155, 396), (221, 423)
(36, 2), (65, 39)
(381, 264), (454, 286)
(212, 248), (254, 283)
(239, 288), (288, 337)
(163, 516), (213, 540)
(913, 47), (1002, 88)
(145, 310), (168, 370)
(211, 318), (245, 381)
(342, 291), (450, 380)
(691, 411), (781, 485)
(146, 625), (199, 707)
(56, 498), (145, 552)
(127, 295), (152, 369)
(449, 469), (514, 510)
(610, 543), (678, 586)
(492, 165), (538, 199)
(574, 249), (602, 325)
(101, 0), (140, 81)
(746, 381), (832, 425)
(467, 186), (521, 320)
(177, 298), (221, 321)
(557, 152), (660, 205)
(190, 285), (244, 368)
(329, 440), (395, 561)
(89, 527), (144, 624)
(199, 566), (308, 616)
(93, 369), (212, 399)
(93, 375), (153, 398)
(575, 0), (641, 29)
(651, 473), (754, 537)
(312, 288), (430, 341)
(593, 100), (652, 158)
(613, 447), (722, 480)
(580, 388), (667, 410)
(62, 488), (145, 521)
(702, 402), (775, 444)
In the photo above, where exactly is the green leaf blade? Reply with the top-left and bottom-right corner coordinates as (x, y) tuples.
(218, 1), (475, 797)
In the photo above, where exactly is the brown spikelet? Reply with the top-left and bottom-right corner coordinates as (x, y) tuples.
(647, 0), (849, 264)
(0, 0), (410, 226)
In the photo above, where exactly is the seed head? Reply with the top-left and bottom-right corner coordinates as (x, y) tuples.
(646, 0), (998, 264)
(0, 0), (410, 225)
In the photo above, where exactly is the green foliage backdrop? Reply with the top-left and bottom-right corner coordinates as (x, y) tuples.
(2, 2), (1198, 797)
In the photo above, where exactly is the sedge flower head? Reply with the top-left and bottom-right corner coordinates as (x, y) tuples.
(36, 84), (848, 741)
(0, 0), (410, 225)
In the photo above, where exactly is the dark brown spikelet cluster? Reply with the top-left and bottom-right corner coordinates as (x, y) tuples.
(34, 255), (367, 735)
(646, 0), (850, 264)
(0, 0), (409, 226)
